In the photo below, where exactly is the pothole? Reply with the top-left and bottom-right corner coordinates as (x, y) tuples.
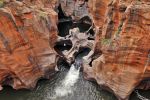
(54, 0), (98, 69)
(54, 40), (72, 56)
(75, 47), (91, 61)
(56, 57), (70, 70)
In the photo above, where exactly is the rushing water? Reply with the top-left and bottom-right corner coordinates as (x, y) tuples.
(0, 43), (149, 100)
(0, 45), (116, 100)
(0, 66), (149, 100)
(51, 64), (80, 100)
(0, 68), (115, 100)
(0, 14), (150, 100)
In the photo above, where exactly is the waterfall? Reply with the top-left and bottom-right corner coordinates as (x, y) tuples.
(51, 62), (81, 99)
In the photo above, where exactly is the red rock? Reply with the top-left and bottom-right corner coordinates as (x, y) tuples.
(0, 1), (58, 90)
(83, 0), (150, 99)
(0, 0), (150, 100)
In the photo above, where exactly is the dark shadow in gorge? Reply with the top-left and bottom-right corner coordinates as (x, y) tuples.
(75, 47), (91, 61)
(56, 5), (95, 59)
(57, 4), (73, 37)
(57, 4), (95, 37)
(54, 40), (72, 55)
(129, 78), (150, 100)
(129, 89), (150, 100)
(56, 57), (70, 70)
(56, 4), (97, 70)
(74, 47), (91, 70)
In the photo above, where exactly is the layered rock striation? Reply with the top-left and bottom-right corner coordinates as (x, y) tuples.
(0, 0), (150, 100)
(0, 0), (58, 90)
(83, 0), (150, 100)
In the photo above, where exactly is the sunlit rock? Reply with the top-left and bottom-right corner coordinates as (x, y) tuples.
(0, 0), (58, 90)
(83, 0), (150, 100)
(0, 0), (150, 100)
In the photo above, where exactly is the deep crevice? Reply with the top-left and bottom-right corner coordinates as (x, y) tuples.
(57, 57), (70, 70)
(57, 4), (95, 37)
(54, 40), (72, 55)
(2, 75), (14, 86)
(75, 47), (91, 60)
(57, 4), (73, 37)
(55, 2), (96, 67)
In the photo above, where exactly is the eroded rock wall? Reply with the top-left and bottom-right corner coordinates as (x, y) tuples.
(83, 0), (150, 100)
(0, 0), (58, 90)
(0, 0), (150, 100)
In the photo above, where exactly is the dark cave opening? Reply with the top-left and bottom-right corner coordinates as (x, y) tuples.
(57, 57), (70, 70)
(56, 3), (96, 67)
(58, 21), (73, 37)
(57, 4), (73, 37)
(54, 40), (72, 55)
(137, 78), (150, 89)
(2, 75), (14, 86)
(57, 4), (95, 37)
(74, 16), (95, 36)
(129, 78), (150, 100)
(74, 47), (91, 70)
(75, 47), (91, 60)
(57, 16), (95, 37)
(58, 4), (69, 19)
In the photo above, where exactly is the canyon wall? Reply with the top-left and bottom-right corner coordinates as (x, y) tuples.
(0, 0), (150, 100)
(83, 0), (150, 100)
(49, 0), (150, 99)
(0, 0), (58, 90)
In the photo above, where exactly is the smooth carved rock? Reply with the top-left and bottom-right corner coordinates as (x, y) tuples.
(59, 0), (89, 20)
(56, 26), (95, 63)
(0, 1), (58, 90)
(0, 0), (150, 100)
(83, 0), (150, 100)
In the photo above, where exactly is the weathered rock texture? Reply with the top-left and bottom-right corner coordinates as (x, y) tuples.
(0, 0), (58, 90)
(83, 0), (150, 100)
(52, 0), (150, 99)
(0, 0), (150, 100)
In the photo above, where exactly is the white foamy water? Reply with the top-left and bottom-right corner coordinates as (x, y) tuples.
(51, 64), (80, 99)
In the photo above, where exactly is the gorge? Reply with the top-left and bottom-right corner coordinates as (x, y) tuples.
(0, 0), (150, 100)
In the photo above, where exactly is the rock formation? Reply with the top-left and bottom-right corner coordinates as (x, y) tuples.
(0, 0), (150, 100)
(83, 0), (150, 100)
(53, 0), (150, 99)
(0, 0), (58, 90)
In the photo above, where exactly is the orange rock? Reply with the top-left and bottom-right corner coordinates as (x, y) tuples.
(0, 1), (58, 90)
(84, 0), (150, 99)
(0, 0), (150, 100)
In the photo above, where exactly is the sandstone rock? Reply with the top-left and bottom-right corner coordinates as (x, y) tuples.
(83, 0), (150, 100)
(0, 0), (58, 90)
(58, 0), (90, 20)
(0, 0), (150, 100)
